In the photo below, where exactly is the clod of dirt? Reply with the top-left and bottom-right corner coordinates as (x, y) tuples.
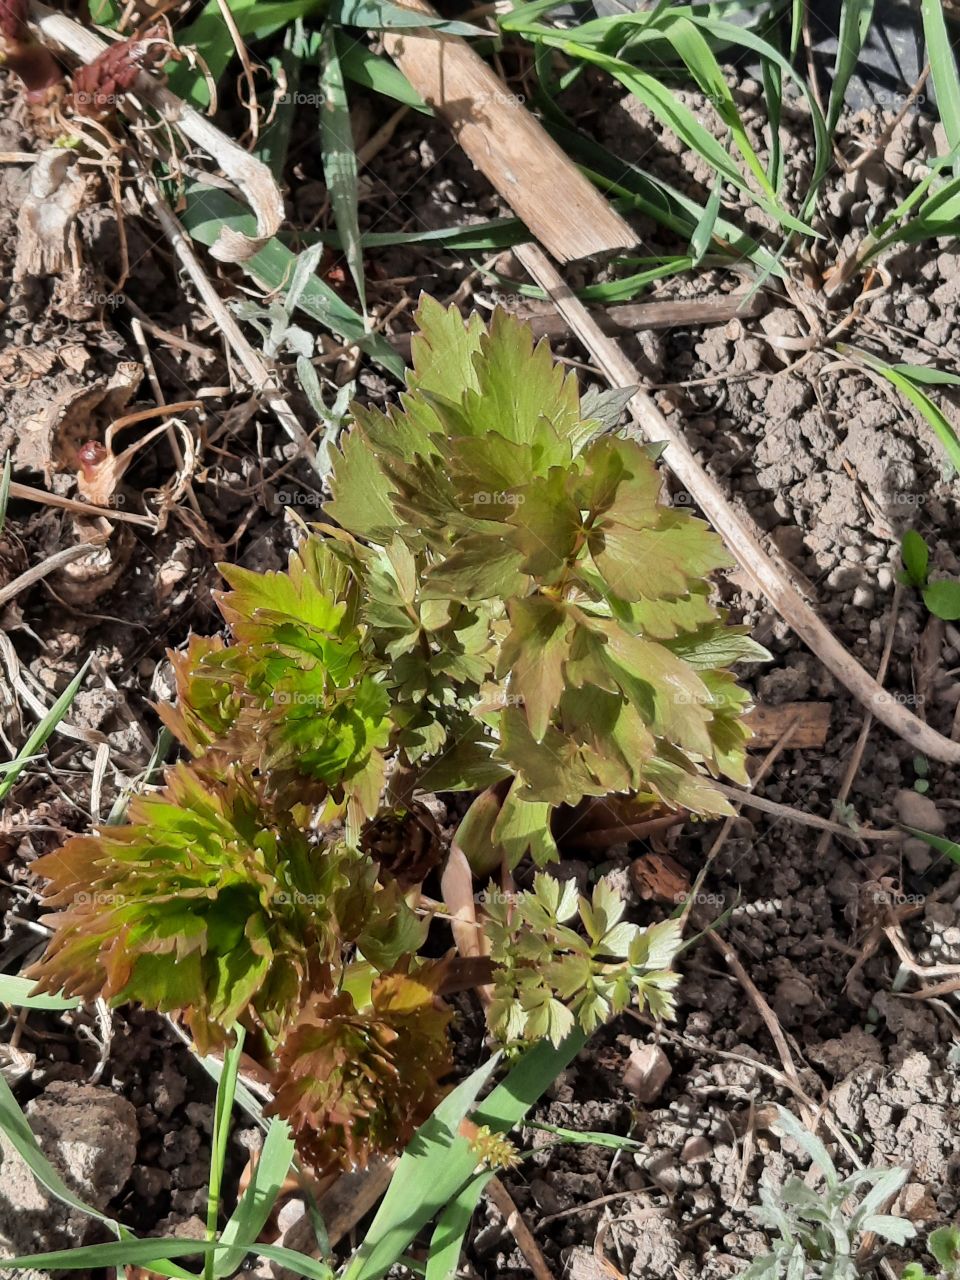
(622, 1043), (672, 1102)
(0, 1082), (138, 1267)
(895, 788), (947, 835)
(2, 361), (141, 480)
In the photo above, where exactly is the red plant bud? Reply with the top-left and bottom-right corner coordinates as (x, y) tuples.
(71, 26), (168, 119)
(77, 440), (108, 481)
(0, 0), (64, 102)
(0, 0), (27, 42)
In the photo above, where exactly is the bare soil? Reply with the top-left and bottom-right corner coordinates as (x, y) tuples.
(2, 41), (960, 1280)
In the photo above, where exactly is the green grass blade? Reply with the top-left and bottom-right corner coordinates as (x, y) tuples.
(344, 1054), (503, 1280)
(178, 184), (404, 378)
(169, 0), (322, 107)
(320, 23), (366, 315)
(337, 35), (430, 112)
(214, 1119), (296, 1277)
(852, 351), (960, 472)
(330, 0), (486, 35)
(88, 0), (121, 22)
(205, 1029), (246, 1280)
(691, 176), (723, 265)
(0, 975), (80, 1011)
(922, 0), (960, 159)
(658, 15), (775, 196)
(826, 0), (876, 136)
(259, 23), (320, 181)
(567, 44), (813, 234)
(311, 213), (527, 251)
(0, 657), (91, 802)
(0, 452), (11, 532)
(760, 24), (784, 189)
(891, 365), (960, 387)
(526, 1121), (641, 1149)
(425, 1171), (491, 1280)
(0, 1238), (333, 1278)
(901, 825), (960, 866)
(347, 1033), (586, 1280)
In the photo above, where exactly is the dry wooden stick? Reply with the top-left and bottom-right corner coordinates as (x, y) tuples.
(141, 181), (315, 460)
(388, 291), (767, 359)
(679, 717), (801, 931)
(0, 544), (100, 608)
(486, 1175), (556, 1280)
(382, 0), (634, 261)
(31, 4), (283, 262)
(815, 583), (902, 856)
(515, 242), (960, 765)
(705, 929), (815, 1124)
(8, 481), (156, 528)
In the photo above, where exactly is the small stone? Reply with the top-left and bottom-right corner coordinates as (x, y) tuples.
(680, 1136), (712, 1164)
(622, 1043), (672, 1102)
(904, 838), (934, 873)
(276, 1197), (307, 1235)
(643, 1152), (681, 1193)
(852, 586), (874, 610)
(895, 789), (947, 835)
(775, 977), (814, 1007)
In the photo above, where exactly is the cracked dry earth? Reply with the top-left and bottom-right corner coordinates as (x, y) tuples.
(2, 45), (960, 1280)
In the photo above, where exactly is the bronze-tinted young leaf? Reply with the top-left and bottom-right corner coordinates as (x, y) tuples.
(590, 512), (732, 603)
(268, 968), (452, 1173)
(28, 764), (360, 1050)
(498, 596), (574, 743)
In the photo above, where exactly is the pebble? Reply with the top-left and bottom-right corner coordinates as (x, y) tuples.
(895, 789), (947, 835)
(904, 838), (934, 873)
(623, 1044), (672, 1103)
(680, 1136), (712, 1164)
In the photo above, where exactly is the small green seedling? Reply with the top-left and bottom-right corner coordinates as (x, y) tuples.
(913, 754), (930, 796)
(903, 1226), (960, 1280)
(742, 1105), (915, 1280)
(899, 531), (960, 621)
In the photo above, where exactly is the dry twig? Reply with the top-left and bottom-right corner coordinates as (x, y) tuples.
(515, 242), (960, 765)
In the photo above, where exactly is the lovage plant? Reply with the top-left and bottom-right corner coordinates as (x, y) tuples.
(326, 297), (766, 867)
(30, 299), (762, 1174)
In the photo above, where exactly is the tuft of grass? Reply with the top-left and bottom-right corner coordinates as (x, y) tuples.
(0, 657), (91, 804)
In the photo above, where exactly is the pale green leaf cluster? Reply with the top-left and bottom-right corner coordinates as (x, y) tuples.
(742, 1106), (915, 1280)
(326, 297), (766, 868)
(484, 872), (682, 1046)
